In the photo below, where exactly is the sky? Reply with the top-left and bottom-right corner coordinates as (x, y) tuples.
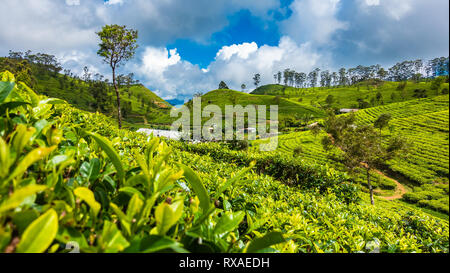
(0, 0), (448, 101)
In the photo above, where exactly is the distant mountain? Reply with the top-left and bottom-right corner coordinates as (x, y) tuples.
(166, 98), (186, 107)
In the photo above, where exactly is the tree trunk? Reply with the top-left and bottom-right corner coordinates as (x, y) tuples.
(112, 67), (122, 129)
(367, 168), (375, 205)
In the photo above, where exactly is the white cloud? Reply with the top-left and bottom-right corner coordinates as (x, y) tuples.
(135, 37), (324, 100)
(66, 0), (80, 6)
(359, 0), (414, 20)
(281, 0), (348, 45)
(216, 43), (258, 61)
(140, 48), (181, 76)
(105, 0), (124, 5)
(364, 0), (380, 6)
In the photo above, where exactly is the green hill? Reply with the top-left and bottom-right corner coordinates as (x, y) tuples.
(0, 56), (174, 128)
(187, 89), (325, 121)
(250, 95), (450, 216)
(1, 69), (448, 254)
(252, 80), (449, 110)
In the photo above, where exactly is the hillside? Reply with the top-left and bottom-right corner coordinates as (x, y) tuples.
(1, 68), (449, 254)
(252, 80), (449, 110)
(187, 89), (325, 122)
(250, 95), (450, 216)
(0, 57), (174, 128)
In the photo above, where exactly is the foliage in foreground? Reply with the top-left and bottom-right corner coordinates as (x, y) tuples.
(0, 71), (284, 253)
(0, 71), (449, 253)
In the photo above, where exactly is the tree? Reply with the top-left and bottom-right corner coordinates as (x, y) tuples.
(374, 113), (392, 143)
(82, 66), (91, 82)
(194, 92), (203, 98)
(310, 124), (321, 139)
(253, 73), (261, 88)
(338, 68), (347, 86)
(308, 68), (320, 89)
(377, 68), (387, 80)
(219, 81), (229, 89)
(430, 76), (445, 95)
(241, 84), (246, 92)
(322, 113), (409, 205)
(283, 69), (290, 86)
(277, 71), (282, 85)
(97, 24), (138, 129)
(325, 94), (334, 106)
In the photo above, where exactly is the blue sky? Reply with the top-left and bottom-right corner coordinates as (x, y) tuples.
(0, 0), (448, 100)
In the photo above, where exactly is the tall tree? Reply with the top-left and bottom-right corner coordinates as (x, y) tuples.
(97, 24), (138, 129)
(219, 81), (229, 89)
(322, 113), (409, 205)
(253, 73), (261, 88)
(374, 113), (392, 143)
(338, 68), (347, 86)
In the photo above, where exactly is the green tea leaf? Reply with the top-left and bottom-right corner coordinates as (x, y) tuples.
(246, 232), (286, 253)
(126, 194), (143, 220)
(213, 211), (245, 237)
(215, 161), (255, 198)
(6, 146), (56, 182)
(74, 187), (101, 216)
(155, 200), (184, 235)
(0, 81), (15, 103)
(100, 220), (129, 253)
(0, 101), (29, 116)
(0, 185), (47, 214)
(16, 209), (58, 253)
(179, 164), (210, 213)
(87, 132), (125, 185)
(136, 235), (188, 253)
(119, 187), (145, 201)
(18, 82), (39, 107)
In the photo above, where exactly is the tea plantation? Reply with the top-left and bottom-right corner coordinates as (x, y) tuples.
(1, 71), (448, 253)
(250, 95), (449, 215)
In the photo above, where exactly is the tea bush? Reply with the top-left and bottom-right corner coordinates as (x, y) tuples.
(1, 71), (448, 253)
(0, 71), (285, 253)
(171, 141), (360, 204)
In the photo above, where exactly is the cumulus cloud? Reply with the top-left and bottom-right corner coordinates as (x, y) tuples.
(0, 0), (280, 81)
(358, 0), (414, 20)
(0, 0), (447, 101)
(135, 37), (324, 100)
(334, 0), (449, 66)
(65, 0), (80, 6)
(281, 0), (348, 45)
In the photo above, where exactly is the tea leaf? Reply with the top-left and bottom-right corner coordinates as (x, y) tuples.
(155, 200), (184, 235)
(7, 146), (56, 182)
(213, 211), (245, 237)
(87, 132), (125, 185)
(0, 81), (15, 103)
(16, 209), (58, 253)
(74, 187), (101, 216)
(0, 185), (47, 214)
(179, 164), (210, 213)
(100, 221), (129, 253)
(245, 232), (286, 253)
